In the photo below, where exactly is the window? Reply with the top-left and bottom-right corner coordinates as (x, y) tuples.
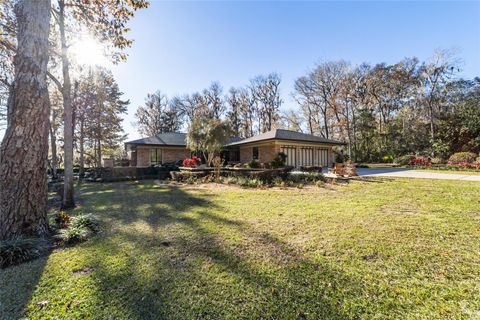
(150, 148), (162, 165)
(227, 149), (240, 162)
(252, 147), (259, 160)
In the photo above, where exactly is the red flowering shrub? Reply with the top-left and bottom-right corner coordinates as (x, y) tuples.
(408, 156), (431, 166)
(448, 161), (480, 170)
(182, 156), (201, 167)
(449, 161), (480, 170)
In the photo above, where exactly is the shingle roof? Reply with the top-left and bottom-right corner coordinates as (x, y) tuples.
(125, 132), (187, 146)
(125, 132), (244, 147)
(225, 129), (345, 146)
(125, 129), (344, 147)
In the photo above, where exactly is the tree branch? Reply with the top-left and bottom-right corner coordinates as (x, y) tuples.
(47, 71), (63, 91)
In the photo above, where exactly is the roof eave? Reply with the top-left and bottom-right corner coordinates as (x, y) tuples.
(226, 137), (346, 147)
(124, 142), (187, 147)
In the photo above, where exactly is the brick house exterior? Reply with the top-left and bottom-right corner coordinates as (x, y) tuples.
(134, 146), (190, 167)
(125, 129), (344, 168)
(228, 129), (342, 167)
(239, 144), (279, 163)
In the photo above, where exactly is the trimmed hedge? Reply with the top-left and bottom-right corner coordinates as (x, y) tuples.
(171, 167), (294, 183)
(87, 166), (172, 182)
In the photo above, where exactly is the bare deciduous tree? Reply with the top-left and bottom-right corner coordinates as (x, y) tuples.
(250, 73), (282, 133)
(134, 91), (182, 137)
(203, 82), (225, 119)
(419, 49), (459, 144)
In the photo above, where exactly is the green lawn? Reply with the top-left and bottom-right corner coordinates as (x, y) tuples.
(415, 169), (480, 175)
(361, 163), (480, 175)
(1, 179), (480, 319)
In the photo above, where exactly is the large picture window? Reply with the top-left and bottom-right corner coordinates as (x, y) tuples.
(252, 147), (259, 160)
(150, 148), (162, 165)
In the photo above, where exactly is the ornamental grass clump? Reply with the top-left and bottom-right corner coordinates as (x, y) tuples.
(71, 214), (99, 233)
(0, 237), (47, 268)
(58, 214), (99, 245)
(59, 226), (92, 244)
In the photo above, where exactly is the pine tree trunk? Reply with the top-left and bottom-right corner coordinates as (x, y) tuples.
(59, 0), (75, 208)
(93, 139), (98, 167)
(0, 0), (51, 240)
(97, 138), (102, 168)
(49, 123), (58, 180)
(79, 117), (85, 179)
(429, 105), (435, 142)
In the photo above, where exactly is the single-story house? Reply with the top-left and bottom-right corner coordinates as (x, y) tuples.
(125, 129), (344, 167)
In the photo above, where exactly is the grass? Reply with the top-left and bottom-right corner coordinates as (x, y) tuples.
(1, 179), (480, 319)
(415, 169), (480, 175)
(361, 163), (480, 175)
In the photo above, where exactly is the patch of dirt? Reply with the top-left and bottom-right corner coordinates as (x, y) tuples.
(154, 180), (241, 191)
(71, 266), (93, 277)
(361, 252), (380, 261)
(155, 180), (345, 194)
(160, 241), (171, 247)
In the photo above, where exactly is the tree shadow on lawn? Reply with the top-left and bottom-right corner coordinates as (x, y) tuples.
(67, 181), (371, 319)
(0, 250), (50, 319)
(76, 181), (226, 231)
(0, 191), (62, 319)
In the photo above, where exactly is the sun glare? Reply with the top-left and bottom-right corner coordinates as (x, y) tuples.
(70, 35), (108, 67)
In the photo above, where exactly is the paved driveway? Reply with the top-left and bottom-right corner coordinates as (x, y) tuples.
(356, 167), (480, 181)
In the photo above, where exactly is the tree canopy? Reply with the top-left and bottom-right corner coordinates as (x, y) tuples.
(186, 117), (232, 166)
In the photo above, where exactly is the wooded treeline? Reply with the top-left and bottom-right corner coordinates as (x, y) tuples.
(293, 53), (480, 162)
(135, 73), (284, 139)
(135, 51), (480, 162)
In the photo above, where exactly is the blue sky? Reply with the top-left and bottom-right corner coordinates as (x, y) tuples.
(1, 1), (479, 142)
(113, 0), (479, 141)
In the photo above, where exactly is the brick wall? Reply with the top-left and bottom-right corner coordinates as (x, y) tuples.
(239, 143), (280, 164)
(136, 147), (150, 166)
(259, 144), (280, 163)
(239, 146), (251, 163)
(131, 146), (190, 166)
(162, 148), (190, 163)
(131, 143), (332, 167)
